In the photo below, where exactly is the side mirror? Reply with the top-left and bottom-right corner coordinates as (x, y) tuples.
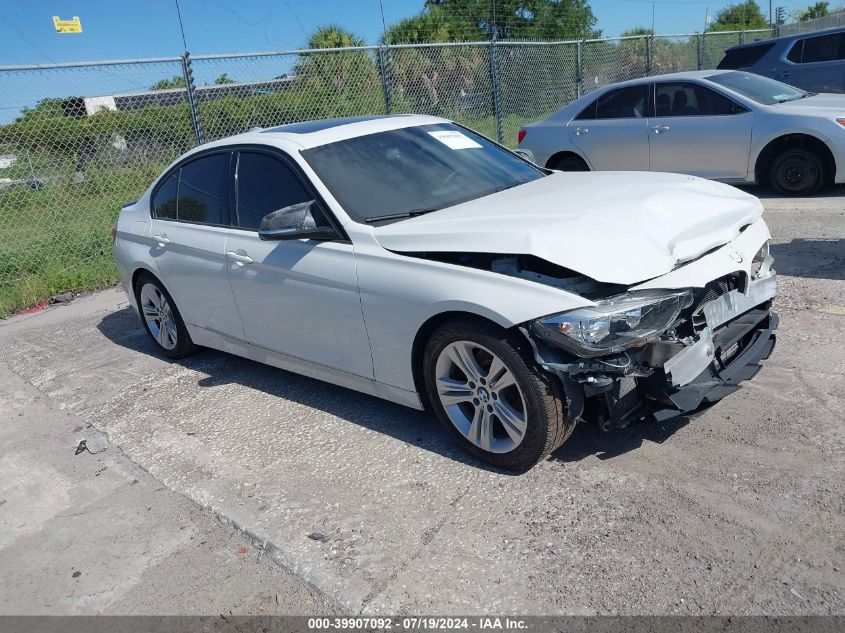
(257, 201), (339, 241)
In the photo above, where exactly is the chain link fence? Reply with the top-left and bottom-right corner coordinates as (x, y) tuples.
(779, 11), (845, 36)
(0, 28), (773, 316)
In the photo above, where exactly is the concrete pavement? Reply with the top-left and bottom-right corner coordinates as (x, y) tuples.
(1, 189), (843, 615)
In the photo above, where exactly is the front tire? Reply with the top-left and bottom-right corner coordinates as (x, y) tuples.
(770, 148), (825, 196)
(134, 272), (197, 359)
(423, 319), (572, 472)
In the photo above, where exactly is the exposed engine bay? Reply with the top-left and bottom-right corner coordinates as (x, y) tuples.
(399, 251), (626, 299)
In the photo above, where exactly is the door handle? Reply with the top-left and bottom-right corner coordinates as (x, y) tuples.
(226, 250), (253, 265)
(574, 127), (590, 136)
(776, 71), (792, 78)
(152, 234), (170, 247)
(650, 124), (670, 134)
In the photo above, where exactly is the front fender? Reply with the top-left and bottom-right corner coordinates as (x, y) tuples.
(353, 241), (592, 392)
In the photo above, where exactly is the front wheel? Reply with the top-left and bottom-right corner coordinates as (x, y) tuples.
(770, 148), (825, 196)
(423, 319), (573, 472)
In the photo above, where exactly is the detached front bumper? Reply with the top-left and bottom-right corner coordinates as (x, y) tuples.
(642, 308), (777, 418)
(647, 273), (777, 414)
(528, 271), (779, 429)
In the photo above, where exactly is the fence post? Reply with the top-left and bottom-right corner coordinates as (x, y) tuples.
(646, 35), (653, 76)
(739, 30), (745, 45)
(181, 52), (204, 145)
(489, 40), (504, 144)
(576, 40), (583, 98)
(378, 45), (392, 115)
(696, 34), (703, 70)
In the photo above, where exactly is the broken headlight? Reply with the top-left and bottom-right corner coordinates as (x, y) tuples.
(532, 290), (693, 357)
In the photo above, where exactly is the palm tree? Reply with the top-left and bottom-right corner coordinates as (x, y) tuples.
(306, 25), (366, 50)
(296, 25), (379, 109)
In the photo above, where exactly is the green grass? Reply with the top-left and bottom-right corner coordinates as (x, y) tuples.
(0, 157), (171, 317)
(0, 108), (553, 318)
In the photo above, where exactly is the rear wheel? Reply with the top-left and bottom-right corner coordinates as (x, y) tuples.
(549, 154), (589, 172)
(423, 319), (572, 472)
(769, 148), (825, 196)
(134, 272), (197, 359)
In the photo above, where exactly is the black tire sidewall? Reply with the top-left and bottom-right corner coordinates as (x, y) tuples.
(550, 156), (588, 172)
(422, 319), (567, 472)
(770, 149), (823, 196)
(134, 272), (196, 359)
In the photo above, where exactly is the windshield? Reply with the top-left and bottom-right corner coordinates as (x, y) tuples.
(301, 123), (544, 223)
(706, 71), (808, 105)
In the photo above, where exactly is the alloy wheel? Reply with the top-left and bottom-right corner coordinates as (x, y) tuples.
(434, 341), (528, 454)
(139, 283), (178, 351)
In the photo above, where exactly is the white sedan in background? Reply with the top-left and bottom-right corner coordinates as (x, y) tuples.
(518, 70), (845, 196)
(114, 115), (778, 471)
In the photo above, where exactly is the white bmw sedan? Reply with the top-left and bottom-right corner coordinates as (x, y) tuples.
(114, 115), (778, 471)
(517, 70), (845, 196)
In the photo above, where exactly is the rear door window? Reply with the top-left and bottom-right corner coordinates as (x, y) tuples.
(787, 32), (845, 63)
(801, 32), (845, 63)
(787, 40), (804, 63)
(176, 153), (229, 225)
(595, 85), (650, 119)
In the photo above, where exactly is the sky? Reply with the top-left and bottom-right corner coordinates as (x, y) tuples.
(0, 0), (790, 67)
(0, 0), (792, 123)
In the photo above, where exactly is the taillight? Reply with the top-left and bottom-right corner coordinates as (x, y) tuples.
(517, 129), (527, 144)
(111, 221), (118, 243)
(837, 118), (845, 127)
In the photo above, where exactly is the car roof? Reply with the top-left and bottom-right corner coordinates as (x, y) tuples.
(200, 113), (451, 152)
(725, 25), (845, 50)
(603, 69), (734, 89)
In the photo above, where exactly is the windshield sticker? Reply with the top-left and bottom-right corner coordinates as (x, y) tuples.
(428, 130), (483, 150)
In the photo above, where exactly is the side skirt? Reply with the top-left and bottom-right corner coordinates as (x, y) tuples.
(186, 324), (424, 411)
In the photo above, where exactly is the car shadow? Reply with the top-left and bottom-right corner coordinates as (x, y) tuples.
(97, 307), (694, 473)
(770, 238), (845, 280)
(97, 307), (493, 471)
(739, 183), (845, 199)
(551, 412), (694, 462)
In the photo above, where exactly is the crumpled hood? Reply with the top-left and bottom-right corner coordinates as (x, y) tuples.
(373, 171), (763, 285)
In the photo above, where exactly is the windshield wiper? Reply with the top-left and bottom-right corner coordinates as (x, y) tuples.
(363, 182), (529, 224)
(364, 208), (440, 224)
(777, 92), (813, 103)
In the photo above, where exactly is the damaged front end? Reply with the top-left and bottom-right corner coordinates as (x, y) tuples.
(522, 246), (778, 431)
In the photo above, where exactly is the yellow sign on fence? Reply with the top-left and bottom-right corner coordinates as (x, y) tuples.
(53, 16), (82, 33)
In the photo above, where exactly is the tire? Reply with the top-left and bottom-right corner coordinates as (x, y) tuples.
(422, 318), (573, 472)
(134, 272), (197, 359)
(549, 154), (589, 172)
(769, 148), (825, 196)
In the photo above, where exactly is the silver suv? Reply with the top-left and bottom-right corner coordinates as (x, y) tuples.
(717, 27), (845, 93)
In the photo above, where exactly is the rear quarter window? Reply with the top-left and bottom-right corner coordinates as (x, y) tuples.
(717, 42), (776, 69)
(153, 173), (178, 220)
